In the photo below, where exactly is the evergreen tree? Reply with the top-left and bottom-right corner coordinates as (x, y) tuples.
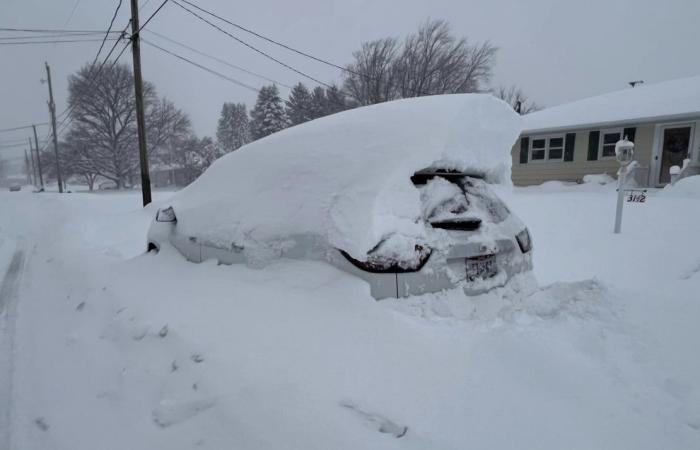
(325, 84), (348, 115)
(285, 83), (313, 125)
(309, 86), (327, 120)
(250, 84), (288, 140)
(216, 102), (251, 152)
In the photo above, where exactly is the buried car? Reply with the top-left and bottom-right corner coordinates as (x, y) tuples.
(147, 94), (532, 299)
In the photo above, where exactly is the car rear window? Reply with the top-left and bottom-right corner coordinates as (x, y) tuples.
(416, 172), (509, 225)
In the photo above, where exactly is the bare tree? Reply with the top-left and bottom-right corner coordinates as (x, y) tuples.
(45, 137), (99, 190)
(66, 63), (158, 188)
(494, 85), (542, 114)
(343, 38), (400, 106)
(394, 20), (497, 97)
(148, 98), (193, 174)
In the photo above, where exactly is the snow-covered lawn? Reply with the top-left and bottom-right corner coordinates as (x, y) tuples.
(0, 182), (698, 449)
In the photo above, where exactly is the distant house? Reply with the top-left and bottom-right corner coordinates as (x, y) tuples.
(151, 162), (190, 188)
(511, 76), (700, 186)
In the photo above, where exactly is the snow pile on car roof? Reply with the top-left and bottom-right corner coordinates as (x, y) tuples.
(170, 94), (521, 259)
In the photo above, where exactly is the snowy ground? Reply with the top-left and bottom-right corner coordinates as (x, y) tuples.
(0, 182), (699, 449)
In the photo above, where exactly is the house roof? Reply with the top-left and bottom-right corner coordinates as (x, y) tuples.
(522, 75), (700, 134)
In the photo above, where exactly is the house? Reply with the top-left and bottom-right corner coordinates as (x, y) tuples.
(511, 76), (700, 187)
(150, 162), (191, 188)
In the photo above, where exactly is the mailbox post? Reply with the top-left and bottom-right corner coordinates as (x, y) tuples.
(614, 138), (635, 234)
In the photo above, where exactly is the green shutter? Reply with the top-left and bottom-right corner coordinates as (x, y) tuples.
(587, 130), (600, 161)
(623, 127), (636, 142)
(564, 133), (576, 162)
(519, 137), (529, 164)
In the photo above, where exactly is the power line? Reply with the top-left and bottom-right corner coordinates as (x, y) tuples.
(141, 38), (258, 92)
(0, 38), (119, 46)
(53, 22), (132, 139)
(174, 0), (428, 97)
(170, 0), (332, 88)
(178, 0), (350, 75)
(0, 27), (121, 33)
(63, 0), (83, 27)
(146, 29), (292, 89)
(109, 41), (132, 70)
(0, 32), (107, 40)
(93, 0), (124, 66)
(0, 137), (34, 145)
(0, 123), (49, 133)
(0, 141), (44, 150)
(138, 0), (169, 32)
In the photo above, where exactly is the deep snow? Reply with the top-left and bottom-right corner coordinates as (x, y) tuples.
(522, 75), (700, 132)
(0, 180), (699, 450)
(170, 94), (521, 260)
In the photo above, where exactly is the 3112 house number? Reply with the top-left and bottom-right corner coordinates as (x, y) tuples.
(625, 189), (647, 203)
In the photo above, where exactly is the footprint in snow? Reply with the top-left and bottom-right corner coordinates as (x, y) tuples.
(152, 398), (216, 428)
(33, 417), (49, 431)
(340, 401), (408, 438)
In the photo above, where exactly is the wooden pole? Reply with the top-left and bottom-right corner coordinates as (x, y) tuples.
(129, 0), (152, 206)
(45, 63), (64, 193)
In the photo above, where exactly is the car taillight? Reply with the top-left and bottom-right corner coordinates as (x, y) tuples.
(156, 206), (177, 223)
(516, 229), (532, 253)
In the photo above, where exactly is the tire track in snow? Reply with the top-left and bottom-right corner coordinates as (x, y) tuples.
(0, 240), (27, 450)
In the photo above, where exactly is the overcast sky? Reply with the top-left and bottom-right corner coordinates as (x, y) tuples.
(2, 0), (700, 165)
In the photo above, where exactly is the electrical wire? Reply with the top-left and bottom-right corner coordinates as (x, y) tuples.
(53, 22), (132, 138)
(93, 0), (123, 66)
(146, 29), (292, 89)
(63, 0), (83, 27)
(174, 0), (428, 97)
(141, 38), (258, 92)
(0, 32), (106, 40)
(170, 0), (332, 88)
(0, 38), (119, 46)
(0, 27), (121, 33)
(0, 123), (49, 134)
(178, 0), (350, 75)
(138, 0), (169, 32)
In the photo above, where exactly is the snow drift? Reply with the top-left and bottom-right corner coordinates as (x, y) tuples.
(171, 94), (521, 259)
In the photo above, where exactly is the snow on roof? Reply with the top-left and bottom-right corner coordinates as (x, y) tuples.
(523, 75), (700, 133)
(171, 94), (521, 259)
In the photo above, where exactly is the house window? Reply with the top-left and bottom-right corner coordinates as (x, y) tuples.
(529, 135), (564, 161)
(548, 136), (564, 160)
(531, 138), (546, 160)
(600, 129), (622, 158)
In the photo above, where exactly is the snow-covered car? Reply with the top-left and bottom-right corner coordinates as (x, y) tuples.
(147, 94), (532, 299)
(98, 180), (118, 190)
(9, 183), (21, 192)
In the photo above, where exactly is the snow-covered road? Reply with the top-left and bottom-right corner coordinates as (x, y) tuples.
(0, 240), (26, 450)
(0, 182), (699, 450)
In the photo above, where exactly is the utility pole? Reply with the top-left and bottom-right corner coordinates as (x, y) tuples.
(129, 0), (152, 206)
(30, 132), (44, 191)
(44, 62), (64, 193)
(24, 149), (34, 185)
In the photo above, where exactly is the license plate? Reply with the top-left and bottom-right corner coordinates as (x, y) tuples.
(466, 254), (497, 281)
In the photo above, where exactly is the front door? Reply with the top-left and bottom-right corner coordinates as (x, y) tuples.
(659, 125), (692, 184)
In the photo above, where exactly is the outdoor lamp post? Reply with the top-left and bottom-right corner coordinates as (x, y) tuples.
(614, 137), (635, 234)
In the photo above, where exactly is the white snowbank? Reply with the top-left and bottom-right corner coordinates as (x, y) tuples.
(659, 174), (700, 198)
(582, 173), (616, 185)
(171, 94), (521, 259)
(523, 75), (700, 132)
